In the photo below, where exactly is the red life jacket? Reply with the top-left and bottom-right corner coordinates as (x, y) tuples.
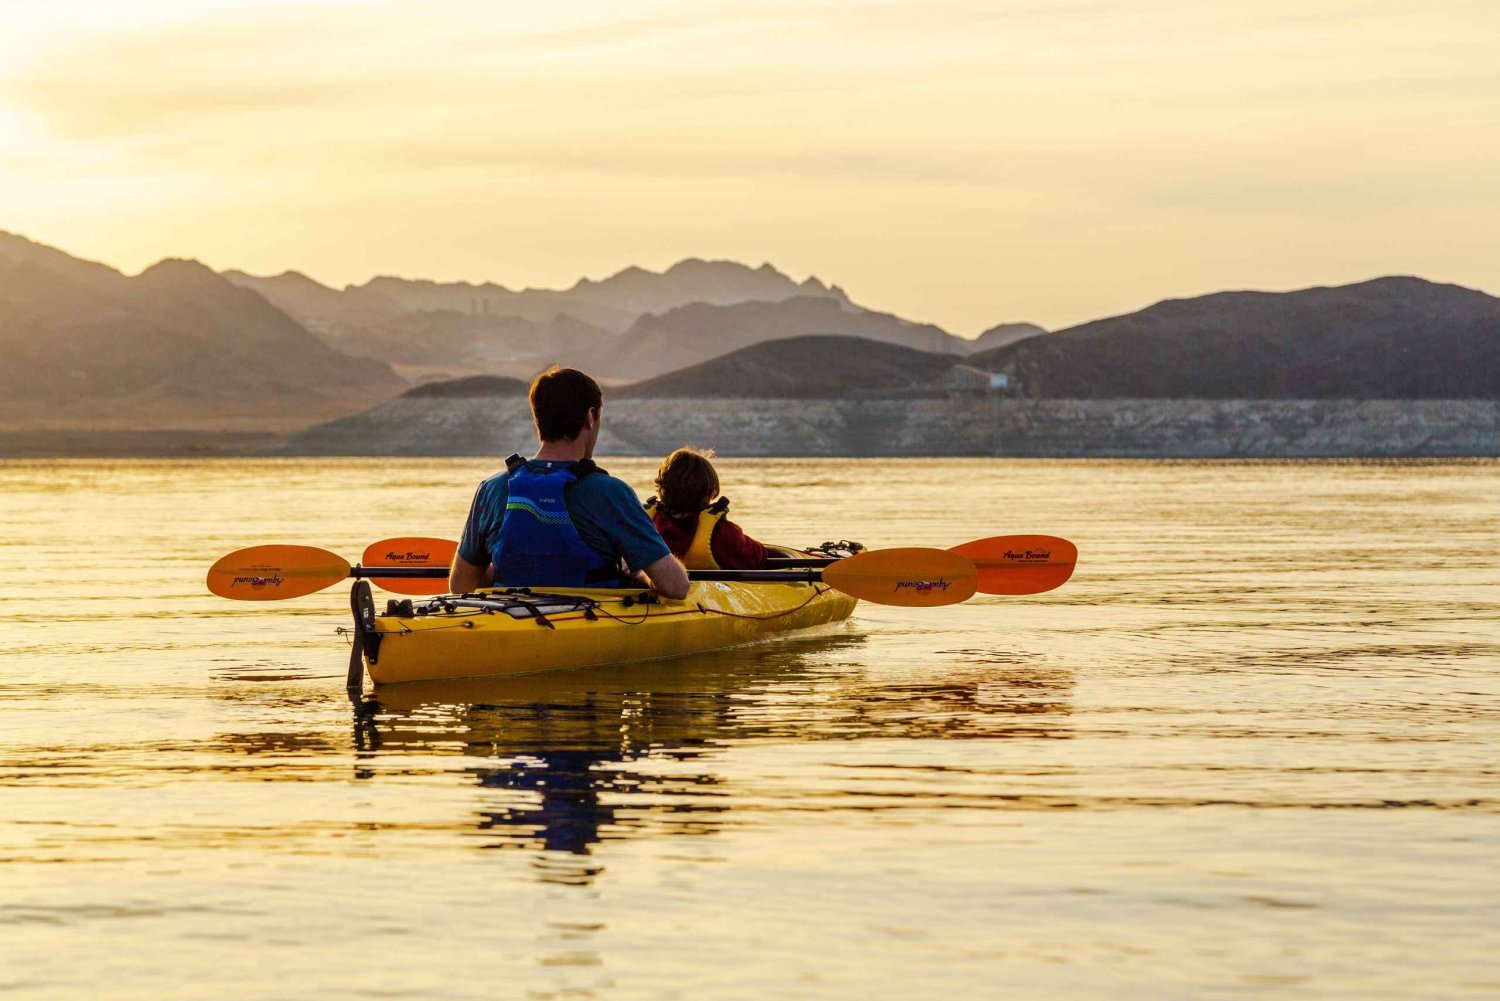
(645, 497), (767, 570)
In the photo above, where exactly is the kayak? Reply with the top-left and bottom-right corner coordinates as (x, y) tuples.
(353, 578), (858, 685)
(207, 535), (1073, 687)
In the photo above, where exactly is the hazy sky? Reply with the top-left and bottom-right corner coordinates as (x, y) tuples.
(2, 0), (1497, 333)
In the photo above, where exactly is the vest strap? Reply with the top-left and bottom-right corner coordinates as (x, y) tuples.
(683, 503), (728, 571)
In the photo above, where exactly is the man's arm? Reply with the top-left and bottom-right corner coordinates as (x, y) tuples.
(449, 554), (491, 593)
(453, 477), (500, 593)
(584, 475), (688, 598)
(641, 553), (690, 600)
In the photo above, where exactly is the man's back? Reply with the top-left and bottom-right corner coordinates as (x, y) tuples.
(457, 459), (669, 582)
(448, 366), (689, 599)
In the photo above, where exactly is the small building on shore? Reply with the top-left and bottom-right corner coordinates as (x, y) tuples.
(939, 364), (1010, 394)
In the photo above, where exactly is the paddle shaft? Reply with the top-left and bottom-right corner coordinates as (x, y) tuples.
(359, 536), (1068, 586)
(351, 566), (447, 579)
(356, 542), (1058, 573)
(345, 565), (830, 583)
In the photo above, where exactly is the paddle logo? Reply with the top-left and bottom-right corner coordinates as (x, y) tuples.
(232, 574), (284, 590)
(1003, 549), (1052, 563)
(383, 550), (432, 563)
(895, 578), (952, 594)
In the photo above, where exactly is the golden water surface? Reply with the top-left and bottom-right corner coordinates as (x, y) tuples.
(2, 458), (1497, 999)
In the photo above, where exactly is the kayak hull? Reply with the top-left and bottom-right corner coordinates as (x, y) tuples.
(363, 580), (857, 685)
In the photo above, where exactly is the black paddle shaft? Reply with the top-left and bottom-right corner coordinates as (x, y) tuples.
(682, 569), (824, 582)
(347, 565), (826, 583)
(350, 565), (447, 579)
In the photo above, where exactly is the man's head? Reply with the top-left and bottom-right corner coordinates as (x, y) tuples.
(529, 367), (604, 447)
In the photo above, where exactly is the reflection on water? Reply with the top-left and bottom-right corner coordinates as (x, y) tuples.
(2, 457), (1497, 999)
(350, 635), (1076, 876)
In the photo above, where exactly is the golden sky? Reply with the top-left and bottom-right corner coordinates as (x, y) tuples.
(2, 0), (1496, 333)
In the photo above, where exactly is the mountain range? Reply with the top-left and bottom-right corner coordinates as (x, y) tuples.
(612, 335), (959, 398)
(389, 274), (1500, 404)
(224, 257), (856, 335)
(222, 257), (1015, 383)
(0, 231), (402, 427)
(360, 258), (853, 328)
(578, 278), (1494, 400)
(5, 230), (1035, 427)
(970, 276), (1500, 398)
(4, 226), (1496, 445)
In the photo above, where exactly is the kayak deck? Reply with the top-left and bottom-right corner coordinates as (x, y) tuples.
(360, 580), (857, 685)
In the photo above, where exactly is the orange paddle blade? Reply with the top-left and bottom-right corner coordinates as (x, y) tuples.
(207, 545), (352, 600)
(362, 537), (458, 595)
(948, 535), (1077, 595)
(822, 547), (977, 607)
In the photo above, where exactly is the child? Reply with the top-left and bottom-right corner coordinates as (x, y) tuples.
(648, 447), (768, 570)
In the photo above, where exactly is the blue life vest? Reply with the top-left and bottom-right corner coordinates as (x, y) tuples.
(492, 460), (623, 587)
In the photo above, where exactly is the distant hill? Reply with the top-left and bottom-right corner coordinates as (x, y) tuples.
(972, 277), (1500, 398)
(0, 229), (121, 285)
(560, 258), (851, 315)
(969, 321), (1046, 353)
(353, 258), (853, 334)
(596, 297), (968, 380)
(221, 270), (405, 327)
(223, 268), (632, 341)
(319, 309), (611, 372)
(221, 257), (937, 382)
(614, 335), (961, 398)
(0, 231), (404, 426)
(223, 269), (614, 376)
(351, 276), (634, 332)
(400, 375), (529, 398)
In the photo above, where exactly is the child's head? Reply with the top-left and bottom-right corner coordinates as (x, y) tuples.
(655, 447), (720, 516)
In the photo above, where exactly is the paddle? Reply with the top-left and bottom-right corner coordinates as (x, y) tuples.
(767, 534), (1077, 595)
(207, 544), (977, 607)
(825, 547), (975, 607)
(948, 535), (1077, 595)
(205, 544), (354, 601)
(360, 537), (457, 595)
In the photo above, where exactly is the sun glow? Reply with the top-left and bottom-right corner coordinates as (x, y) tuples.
(2, 1), (1498, 332)
(0, 106), (33, 151)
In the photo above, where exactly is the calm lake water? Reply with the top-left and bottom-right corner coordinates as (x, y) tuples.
(2, 457), (1497, 1000)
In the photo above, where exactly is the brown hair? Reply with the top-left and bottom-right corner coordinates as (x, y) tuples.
(655, 447), (720, 517)
(529, 367), (603, 442)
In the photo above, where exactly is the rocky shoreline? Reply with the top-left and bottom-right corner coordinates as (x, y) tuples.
(264, 397), (1500, 458)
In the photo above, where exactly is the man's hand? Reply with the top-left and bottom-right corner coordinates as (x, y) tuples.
(641, 553), (690, 600)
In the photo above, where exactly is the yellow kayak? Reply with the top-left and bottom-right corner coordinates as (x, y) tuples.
(207, 539), (999, 687)
(358, 579), (857, 685)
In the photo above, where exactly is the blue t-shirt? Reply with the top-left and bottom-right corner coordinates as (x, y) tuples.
(457, 460), (670, 577)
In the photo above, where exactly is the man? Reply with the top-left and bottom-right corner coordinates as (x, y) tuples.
(448, 367), (691, 599)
